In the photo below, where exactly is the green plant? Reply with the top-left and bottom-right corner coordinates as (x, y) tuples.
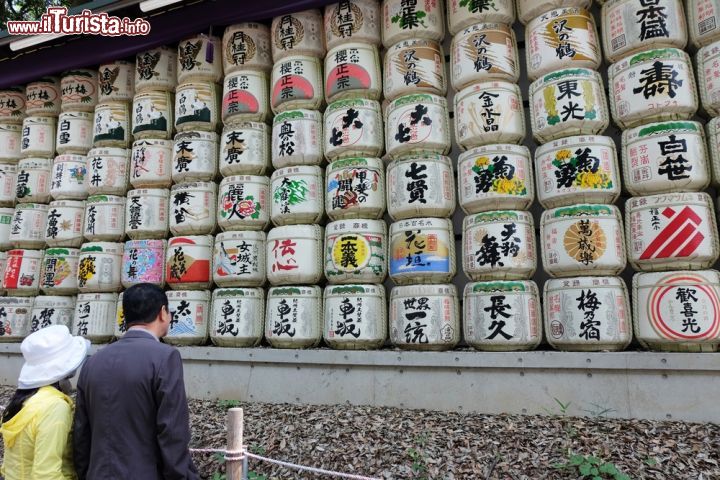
(249, 444), (266, 455)
(217, 399), (241, 409)
(554, 453), (631, 480)
(248, 472), (267, 480)
(406, 433), (431, 479)
(581, 402), (617, 418)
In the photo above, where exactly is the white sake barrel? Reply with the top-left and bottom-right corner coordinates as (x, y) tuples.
(30, 296), (75, 333)
(85, 147), (130, 196)
(0, 123), (22, 162)
(447, 0), (514, 34)
(0, 297), (33, 341)
(270, 55), (324, 113)
(271, 9), (326, 61)
(325, 0), (381, 49)
(463, 210), (537, 281)
(383, 39), (445, 102)
(20, 116), (56, 158)
(544, 276), (632, 351)
(219, 122), (270, 176)
(389, 217), (455, 285)
(326, 43), (382, 102)
(265, 285), (322, 348)
(222, 71), (270, 124)
(77, 242), (123, 293)
(45, 200), (85, 247)
(114, 291), (125, 338)
(455, 81), (525, 149)
(175, 82), (220, 133)
(517, 0), (591, 24)
(177, 34), (222, 84)
(266, 224), (324, 285)
(10, 203), (48, 249)
(451, 23), (519, 91)
(92, 102), (130, 148)
(323, 284), (386, 350)
(541, 204), (626, 277)
(165, 235), (213, 290)
(382, 0), (445, 46)
(15, 157), (51, 203)
(121, 239), (166, 288)
(324, 219), (387, 284)
(535, 135), (620, 209)
(0, 88), (26, 123)
(326, 157), (385, 220)
(40, 247), (79, 295)
(25, 77), (60, 117)
(272, 109), (323, 168)
(169, 182), (216, 235)
(130, 139), (173, 189)
(213, 230), (266, 287)
(698, 40), (720, 117)
(50, 154), (88, 200)
(603, 0), (687, 63)
(622, 121), (709, 196)
(0, 163), (17, 206)
(389, 284), (460, 350)
(633, 270), (720, 352)
(464, 280), (541, 351)
(626, 192), (719, 271)
(98, 61), (134, 103)
(73, 292), (117, 343)
(385, 93), (450, 159)
(131, 91), (173, 140)
(172, 131), (218, 182)
(688, 0), (720, 48)
(609, 48), (698, 129)
(706, 116), (720, 188)
(210, 287), (265, 347)
(0, 208), (15, 250)
(84, 195), (125, 242)
(55, 112), (93, 155)
(60, 69), (98, 112)
(458, 144), (533, 214)
(217, 175), (270, 231)
(324, 99), (383, 161)
(223, 23), (273, 73)
(270, 166), (323, 226)
(134, 46), (177, 93)
(125, 188), (169, 240)
(165, 289), (210, 346)
(386, 154), (455, 220)
(4, 249), (42, 296)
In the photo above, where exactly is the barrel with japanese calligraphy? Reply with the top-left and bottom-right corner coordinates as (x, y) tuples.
(10, 203), (48, 249)
(697, 40), (720, 117)
(0, 163), (17, 206)
(125, 188), (169, 240)
(270, 55), (325, 114)
(382, 0), (445, 46)
(626, 192), (720, 271)
(121, 239), (165, 288)
(131, 91), (174, 140)
(544, 276), (632, 351)
(50, 155), (88, 201)
(608, 48), (698, 129)
(0, 88), (26, 124)
(529, 68), (609, 144)
(324, 0), (381, 49)
(324, 219), (387, 284)
(517, 0), (592, 25)
(98, 62), (134, 103)
(265, 285), (322, 348)
(30, 296), (75, 333)
(535, 135), (620, 209)
(177, 34), (223, 84)
(326, 43), (382, 102)
(454, 81), (525, 149)
(60, 69), (98, 113)
(73, 292), (117, 343)
(4, 249), (43, 296)
(389, 217), (456, 285)
(0, 124), (22, 162)
(222, 71), (270, 124)
(55, 112), (93, 155)
(217, 175), (270, 231)
(213, 230), (266, 287)
(15, 157), (52, 204)
(270, 166), (323, 226)
(129, 139), (173, 189)
(172, 131), (218, 183)
(323, 284), (386, 349)
(20, 116), (56, 158)
(92, 102), (130, 148)
(175, 82), (221, 133)
(385, 93), (450, 159)
(85, 147), (130, 196)
(447, 0), (515, 34)
(134, 46), (177, 94)
(114, 291), (125, 338)
(0, 297), (33, 341)
(272, 109), (323, 168)
(383, 39), (446, 102)
(324, 98), (383, 161)
(621, 121), (709, 196)
(386, 154), (455, 220)
(223, 23), (273, 74)
(165, 289), (210, 346)
(219, 122), (270, 176)
(165, 235), (213, 290)
(688, 0), (720, 48)
(77, 242), (123, 293)
(84, 195), (126, 242)
(0, 208), (15, 250)
(169, 182), (217, 235)
(271, 9), (326, 61)
(325, 157), (385, 220)
(45, 200), (85, 248)
(389, 283), (460, 350)
(25, 77), (61, 117)
(40, 247), (79, 294)
(266, 224), (324, 285)
(210, 287), (265, 347)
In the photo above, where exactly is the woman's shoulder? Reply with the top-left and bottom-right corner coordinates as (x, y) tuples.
(30, 387), (74, 414)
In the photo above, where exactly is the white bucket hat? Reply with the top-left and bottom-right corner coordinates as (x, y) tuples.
(17, 325), (91, 389)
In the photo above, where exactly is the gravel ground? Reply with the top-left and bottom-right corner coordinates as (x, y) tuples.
(0, 385), (718, 479)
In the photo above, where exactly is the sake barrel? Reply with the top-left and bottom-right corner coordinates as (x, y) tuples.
(165, 289), (210, 346)
(266, 224), (324, 285)
(458, 144), (534, 214)
(20, 116), (56, 158)
(219, 122), (270, 176)
(40, 247), (79, 294)
(4, 249), (42, 295)
(0, 208), (15, 250)
(0, 297), (33, 341)
(92, 102), (130, 148)
(60, 69), (99, 112)
(84, 195), (126, 242)
(463, 280), (542, 351)
(270, 55), (324, 113)
(0, 88), (26, 123)
(447, 0), (514, 35)
(15, 157), (51, 204)
(177, 34), (223, 84)
(223, 23), (273, 74)
(383, 39), (445, 102)
(633, 270), (720, 352)
(389, 284), (460, 351)
(175, 82), (220, 133)
(688, 0), (720, 48)
(131, 91), (174, 140)
(85, 147), (130, 196)
(30, 296), (75, 333)
(265, 285), (323, 348)
(535, 135), (621, 209)
(326, 43), (382, 102)
(134, 46), (177, 93)
(463, 210), (537, 281)
(114, 291), (125, 337)
(217, 175), (270, 231)
(541, 204), (627, 277)
(121, 239), (166, 288)
(454, 81), (525, 149)
(517, 0), (592, 25)
(272, 110), (323, 168)
(389, 217), (455, 285)
(698, 40), (720, 117)
(130, 139), (173, 188)
(77, 242), (123, 293)
(608, 48), (698, 129)
(125, 188), (169, 240)
(382, 0), (445, 47)
(385, 93), (450, 158)
(10, 203), (48, 249)
(324, 0), (381, 49)
(271, 9), (326, 61)
(165, 235), (213, 290)
(544, 276), (632, 351)
(0, 123), (22, 162)
(169, 181), (217, 235)
(324, 98), (383, 161)
(25, 77), (61, 117)
(210, 287), (265, 347)
(706, 116), (720, 188)
(73, 292), (117, 343)
(270, 165), (323, 226)
(50, 154), (88, 200)
(98, 61), (134, 103)
(324, 284), (386, 350)
(621, 121), (709, 196)
(386, 154), (455, 220)
(324, 219), (387, 284)
(222, 71), (270, 125)
(213, 230), (266, 287)
(45, 200), (85, 247)
(626, 192), (720, 271)
(0, 163), (17, 205)
(326, 157), (385, 220)
(55, 111), (93, 155)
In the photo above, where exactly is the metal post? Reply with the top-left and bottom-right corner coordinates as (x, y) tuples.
(226, 408), (244, 480)
(242, 456), (249, 480)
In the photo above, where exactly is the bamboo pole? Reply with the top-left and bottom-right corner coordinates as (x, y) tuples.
(226, 407), (244, 480)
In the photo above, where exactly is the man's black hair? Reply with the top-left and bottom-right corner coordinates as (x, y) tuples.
(122, 283), (169, 326)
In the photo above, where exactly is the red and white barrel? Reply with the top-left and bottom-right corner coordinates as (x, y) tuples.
(270, 55), (324, 114)
(266, 224), (324, 286)
(217, 175), (270, 231)
(326, 43), (382, 102)
(165, 235), (213, 290)
(222, 71), (270, 124)
(3, 249), (43, 296)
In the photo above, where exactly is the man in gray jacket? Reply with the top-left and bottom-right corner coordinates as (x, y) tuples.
(73, 283), (199, 479)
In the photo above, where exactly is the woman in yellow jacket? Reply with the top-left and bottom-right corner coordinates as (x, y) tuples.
(1, 325), (90, 479)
